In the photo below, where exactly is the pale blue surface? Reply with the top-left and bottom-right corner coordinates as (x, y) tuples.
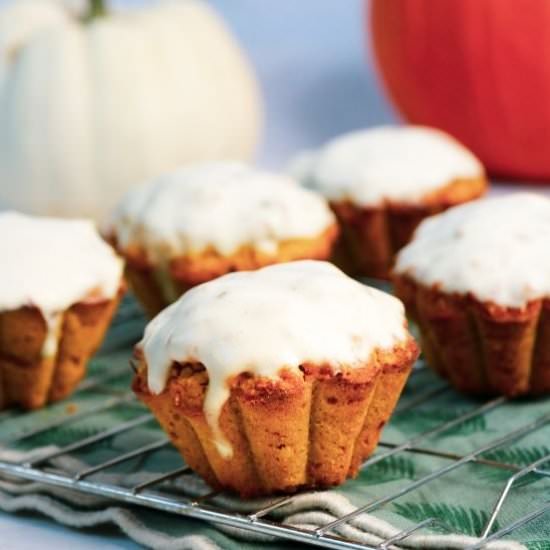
(1, 1), (393, 548)
(0, 512), (138, 549)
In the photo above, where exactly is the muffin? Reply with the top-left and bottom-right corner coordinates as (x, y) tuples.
(107, 162), (338, 317)
(133, 260), (419, 497)
(393, 193), (550, 397)
(291, 125), (487, 279)
(0, 212), (124, 410)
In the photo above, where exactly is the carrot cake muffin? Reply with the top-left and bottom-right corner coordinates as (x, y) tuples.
(0, 212), (124, 410)
(107, 162), (338, 317)
(133, 260), (419, 497)
(291, 125), (487, 279)
(393, 193), (550, 397)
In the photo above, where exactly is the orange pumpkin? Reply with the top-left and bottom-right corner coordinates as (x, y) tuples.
(370, 0), (550, 182)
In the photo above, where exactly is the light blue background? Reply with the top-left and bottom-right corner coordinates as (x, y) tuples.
(208, 0), (395, 168)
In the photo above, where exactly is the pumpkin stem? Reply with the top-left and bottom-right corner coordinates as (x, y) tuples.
(85, 0), (107, 21)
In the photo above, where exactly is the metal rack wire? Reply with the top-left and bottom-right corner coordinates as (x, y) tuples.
(0, 302), (549, 549)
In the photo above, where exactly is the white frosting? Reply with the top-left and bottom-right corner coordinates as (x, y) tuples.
(139, 260), (409, 457)
(108, 162), (335, 262)
(0, 212), (123, 355)
(41, 313), (64, 358)
(394, 193), (550, 307)
(290, 125), (484, 206)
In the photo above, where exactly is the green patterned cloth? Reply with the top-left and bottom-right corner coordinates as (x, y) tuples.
(0, 298), (548, 550)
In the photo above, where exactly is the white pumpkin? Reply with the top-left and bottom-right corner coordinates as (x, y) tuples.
(0, 0), (262, 221)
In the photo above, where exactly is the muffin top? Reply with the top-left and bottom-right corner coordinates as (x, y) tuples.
(290, 125), (484, 206)
(139, 260), (410, 455)
(0, 212), (123, 314)
(108, 162), (335, 263)
(394, 193), (550, 307)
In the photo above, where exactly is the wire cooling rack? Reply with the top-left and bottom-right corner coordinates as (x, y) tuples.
(0, 299), (549, 550)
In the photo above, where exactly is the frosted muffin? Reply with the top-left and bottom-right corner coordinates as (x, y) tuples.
(133, 260), (418, 497)
(0, 212), (124, 410)
(291, 125), (487, 279)
(393, 193), (550, 397)
(107, 162), (338, 317)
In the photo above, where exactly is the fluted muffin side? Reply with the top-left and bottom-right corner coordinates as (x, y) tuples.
(133, 339), (418, 497)
(394, 275), (550, 396)
(0, 288), (124, 410)
(0, 212), (125, 409)
(331, 177), (486, 280)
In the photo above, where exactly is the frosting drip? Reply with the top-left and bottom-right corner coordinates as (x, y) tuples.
(290, 125), (483, 206)
(41, 312), (63, 358)
(108, 161), (336, 263)
(395, 193), (550, 307)
(138, 260), (409, 456)
(0, 210), (123, 320)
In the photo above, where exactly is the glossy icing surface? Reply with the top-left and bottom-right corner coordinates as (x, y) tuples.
(395, 193), (550, 307)
(0, 211), (123, 315)
(109, 162), (335, 262)
(139, 260), (409, 456)
(290, 125), (483, 206)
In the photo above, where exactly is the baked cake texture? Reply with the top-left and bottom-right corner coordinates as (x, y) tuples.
(394, 193), (550, 396)
(291, 125), (487, 278)
(0, 212), (124, 409)
(107, 162), (338, 316)
(133, 261), (418, 496)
